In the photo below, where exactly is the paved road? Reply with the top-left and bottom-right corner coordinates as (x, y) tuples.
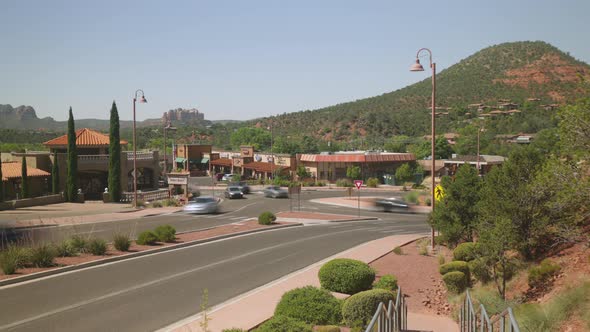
(0, 213), (428, 331)
(4, 189), (404, 244)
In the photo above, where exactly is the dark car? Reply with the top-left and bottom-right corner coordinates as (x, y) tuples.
(224, 186), (243, 199)
(229, 181), (251, 194)
(375, 198), (409, 212)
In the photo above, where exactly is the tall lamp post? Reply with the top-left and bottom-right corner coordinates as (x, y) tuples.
(410, 48), (436, 250)
(163, 121), (176, 176)
(133, 89), (147, 208)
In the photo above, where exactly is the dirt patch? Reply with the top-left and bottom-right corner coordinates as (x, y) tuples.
(370, 239), (454, 317)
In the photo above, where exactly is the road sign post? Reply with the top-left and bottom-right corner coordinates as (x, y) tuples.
(354, 180), (363, 217)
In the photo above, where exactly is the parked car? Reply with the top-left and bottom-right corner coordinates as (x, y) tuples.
(375, 198), (409, 213)
(215, 173), (224, 181)
(229, 181), (251, 194)
(183, 196), (219, 214)
(263, 186), (289, 198)
(224, 186), (243, 199)
(222, 174), (236, 181)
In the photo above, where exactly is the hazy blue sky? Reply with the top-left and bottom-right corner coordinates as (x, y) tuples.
(1, 0), (589, 121)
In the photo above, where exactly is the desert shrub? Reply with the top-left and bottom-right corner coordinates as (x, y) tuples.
(133, 199), (146, 208)
(392, 246), (403, 255)
(162, 198), (180, 207)
(69, 235), (88, 253)
(468, 258), (492, 283)
(136, 231), (158, 245)
(336, 178), (353, 187)
(366, 178), (379, 188)
(319, 258), (376, 295)
(453, 242), (479, 262)
(442, 271), (468, 293)
(0, 245), (31, 274)
(403, 191), (419, 204)
(255, 315), (312, 332)
(0, 252), (18, 275)
(55, 240), (77, 257)
(315, 326), (340, 332)
(342, 289), (395, 327)
(151, 201), (163, 208)
(87, 238), (108, 256)
(438, 254), (446, 265)
(30, 244), (57, 268)
(258, 211), (276, 225)
(113, 233), (131, 251)
(425, 197), (432, 206)
(154, 225), (176, 243)
(274, 286), (342, 325)
(316, 181), (326, 187)
(528, 259), (561, 288)
(373, 275), (398, 291)
(439, 261), (470, 280)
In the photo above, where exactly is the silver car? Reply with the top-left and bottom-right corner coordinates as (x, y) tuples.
(375, 198), (409, 213)
(263, 186), (289, 198)
(183, 196), (219, 214)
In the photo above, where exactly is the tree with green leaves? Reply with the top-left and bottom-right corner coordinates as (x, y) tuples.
(558, 97), (590, 159)
(394, 163), (414, 184)
(21, 156), (29, 199)
(411, 136), (454, 160)
(346, 165), (361, 180)
(65, 107), (78, 202)
(51, 152), (59, 194)
(108, 101), (122, 202)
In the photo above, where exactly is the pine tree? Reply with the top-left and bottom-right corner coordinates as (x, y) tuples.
(0, 157), (4, 202)
(108, 101), (122, 202)
(21, 156), (29, 199)
(52, 152), (59, 194)
(65, 107), (78, 202)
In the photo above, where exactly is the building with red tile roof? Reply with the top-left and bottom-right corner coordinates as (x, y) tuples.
(1, 161), (51, 199)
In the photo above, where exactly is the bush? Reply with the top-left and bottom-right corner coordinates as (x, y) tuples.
(319, 258), (375, 295)
(30, 244), (57, 268)
(151, 201), (163, 208)
(0, 252), (18, 275)
(425, 197), (432, 206)
(113, 233), (131, 251)
(342, 289), (396, 327)
(87, 238), (108, 256)
(392, 246), (403, 255)
(255, 315), (312, 332)
(528, 259), (561, 288)
(373, 275), (398, 291)
(438, 254), (446, 265)
(162, 198), (180, 207)
(366, 178), (379, 188)
(315, 326), (340, 332)
(154, 225), (176, 243)
(336, 178), (353, 187)
(136, 231), (158, 245)
(439, 261), (470, 281)
(134, 199), (146, 208)
(403, 191), (419, 204)
(69, 235), (88, 253)
(55, 240), (77, 257)
(0, 245), (31, 274)
(453, 242), (479, 262)
(258, 211), (277, 225)
(442, 271), (468, 293)
(468, 258), (492, 283)
(274, 286), (342, 325)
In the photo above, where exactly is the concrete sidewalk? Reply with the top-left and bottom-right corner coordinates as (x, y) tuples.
(163, 234), (458, 332)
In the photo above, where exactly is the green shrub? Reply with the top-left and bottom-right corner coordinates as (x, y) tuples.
(87, 238), (108, 256)
(453, 242), (479, 262)
(425, 197), (432, 206)
(438, 254), (446, 265)
(258, 211), (276, 225)
(162, 198), (180, 207)
(154, 225), (176, 243)
(136, 231), (158, 245)
(69, 235), (88, 253)
(315, 326), (340, 332)
(319, 258), (376, 295)
(55, 240), (77, 257)
(113, 233), (131, 251)
(30, 244), (57, 268)
(151, 201), (163, 208)
(342, 289), (395, 326)
(274, 286), (342, 325)
(442, 271), (468, 293)
(528, 259), (561, 288)
(403, 191), (419, 204)
(336, 178), (353, 187)
(367, 178), (379, 188)
(0, 252), (18, 274)
(439, 261), (470, 280)
(133, 199), (146, 208)
(255, 315), (312, 332)
(0, 245), (31, 274)
(468, 258), (492, 283)
(392, 246), (403, 255)
(373, 275), (398, 291)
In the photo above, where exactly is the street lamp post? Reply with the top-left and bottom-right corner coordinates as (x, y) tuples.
(132, 89), (147, 208)
(163, 121), (176, 176)
(410, 48), (436, 250)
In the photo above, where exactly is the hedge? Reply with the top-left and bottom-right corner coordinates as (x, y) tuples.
(442, 271), (468, 293)
(373, 275), (398, 291)
(255, 315), (312, 332)
(439, 261), (470, 281)
(319, 258), (376, 295)
(341, 289), (395, 327)
(274, 286), (342, 325)
(453, 242), (479, 262)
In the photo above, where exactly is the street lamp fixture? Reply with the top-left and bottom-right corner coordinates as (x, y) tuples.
(410, 48), (436, 250)
(133, 89), (147, 208)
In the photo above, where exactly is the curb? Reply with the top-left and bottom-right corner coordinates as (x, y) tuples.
(0, 223), (303, 288)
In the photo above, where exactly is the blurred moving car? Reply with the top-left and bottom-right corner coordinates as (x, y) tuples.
(229, 181), (251, 194)
(183, 196), (219, 214)
(222, 174), (237, 181)
(224, 186), (243, 199)
(375, 198), (409, 212)
(263, 186), (288, 198)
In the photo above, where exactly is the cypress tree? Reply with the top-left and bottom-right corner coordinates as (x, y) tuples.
(0, 157), (4, 202)
(52, 152), (59, 194)
(21, 156), (29, 199)
(108, 101), (122, 202)
(65, 107), (78, 202)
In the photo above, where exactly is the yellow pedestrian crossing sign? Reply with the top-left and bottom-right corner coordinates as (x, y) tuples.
(434, 184), (445, 201)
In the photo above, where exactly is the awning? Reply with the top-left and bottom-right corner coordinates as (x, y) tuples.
(189, 157), (209, 164)
(201, 157), (209, 164)
(175, 157), (186, 163)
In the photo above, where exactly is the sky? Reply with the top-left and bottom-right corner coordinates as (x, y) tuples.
(1, 0), (589, 122)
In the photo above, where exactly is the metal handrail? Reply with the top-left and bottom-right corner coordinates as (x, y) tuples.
(460, 289), (520, 332)
(365, 287), (407, 332)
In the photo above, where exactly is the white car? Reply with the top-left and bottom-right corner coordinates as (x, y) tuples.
(183, 196), (219, 214)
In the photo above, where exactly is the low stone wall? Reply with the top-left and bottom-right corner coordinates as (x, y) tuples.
(0, 194), (65, 210)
